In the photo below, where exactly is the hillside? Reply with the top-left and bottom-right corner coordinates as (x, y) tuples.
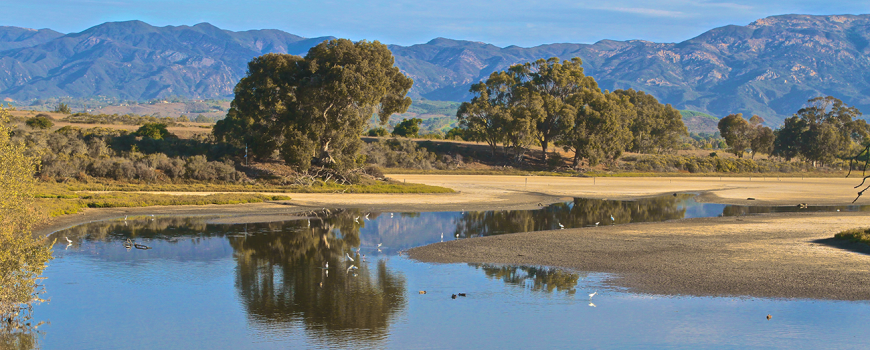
(1, 15), (870, 125)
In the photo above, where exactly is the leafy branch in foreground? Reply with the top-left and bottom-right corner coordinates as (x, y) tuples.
(0, 107), (53, 333)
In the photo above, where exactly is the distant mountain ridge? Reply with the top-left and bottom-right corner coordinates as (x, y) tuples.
(1, 15), (870, 125)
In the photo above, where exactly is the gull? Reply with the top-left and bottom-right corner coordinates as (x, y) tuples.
(589, 291), (597, 299)
(558, 222), (564, 229)
(346, 253), (355, 262)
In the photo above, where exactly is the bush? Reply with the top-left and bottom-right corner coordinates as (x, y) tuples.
(135, 123), (172, 140)
(26, 114), (54, 129)
(392, 118), (422, 138)
(367, 127), (388, 137)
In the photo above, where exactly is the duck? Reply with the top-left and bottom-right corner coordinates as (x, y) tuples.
(134, 243), (152, 250)
(123, 239), (133, 249)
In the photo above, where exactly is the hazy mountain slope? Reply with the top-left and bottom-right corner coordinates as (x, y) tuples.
(0, 26), (63, 52)
(1, 15), (869, 125)
(0, 21), (333, 100)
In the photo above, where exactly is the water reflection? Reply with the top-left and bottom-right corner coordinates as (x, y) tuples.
(229, 221), (406, 338)
(472, 264), (583, 294)
(38, 195), (870, 349)
(455, 196), (689, 238)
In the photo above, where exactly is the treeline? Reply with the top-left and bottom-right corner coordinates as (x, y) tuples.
(61, 112), (187, 126)
(11, 123), (245, 182)
(454, 57), (686, 168)
(718, 96), (869, 167)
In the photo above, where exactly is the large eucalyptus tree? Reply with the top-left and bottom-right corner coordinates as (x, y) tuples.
(214, 39), (413, 171)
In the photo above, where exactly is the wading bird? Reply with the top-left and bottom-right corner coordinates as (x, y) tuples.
(589, 291), (597, 299)
(346, 253), (354, 262)
(558, 222), (564, 229)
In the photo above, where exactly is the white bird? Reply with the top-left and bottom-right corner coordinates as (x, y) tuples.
(589, 291), (597, 299)
(346, 253), (355, 262)
(558, 222), (564, 229)
(346, 265), (359, 273)
(365, 213), (370, 220)
(441, 232), (444, 242)
(390, 213), (394, 218)
(124, 215), (128, 221)
(837, 209), (841, 212)
(307, 219), (310, 227)
(325, 262), (329, 269)
(65, 236), (72, 244)
(610, 215), (615, 222)
(595, 222), (600, 226)
(354, 216), (359, 223)
(588, 302), (596, 308)
(377, 243), (382, 248)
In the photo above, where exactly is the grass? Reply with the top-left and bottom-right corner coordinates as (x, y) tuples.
(33, 178), (454, 218)
(383, 167), (852, 178)
(48, 178), (453, 194)
(35, 191), (292, 218)
(835, 228), (870, 246)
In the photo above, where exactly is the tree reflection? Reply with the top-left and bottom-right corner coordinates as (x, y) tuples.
(0, 332), (38, 350)
(228, 209), (406, 343)
(472, 264), (581, 294)
(455, 196), (689, 238)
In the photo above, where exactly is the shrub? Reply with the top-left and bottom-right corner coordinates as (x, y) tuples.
(367, 127), (388, 137)
(135, 123), (172, 140)
(25, 114), (54, 129)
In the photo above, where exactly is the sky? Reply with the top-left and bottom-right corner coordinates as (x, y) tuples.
(5, 0), (870, 47)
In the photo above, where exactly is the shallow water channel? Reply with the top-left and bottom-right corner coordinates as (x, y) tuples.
(33, 195), (870, 349)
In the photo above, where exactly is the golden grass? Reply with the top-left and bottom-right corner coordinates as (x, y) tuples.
(834, 228), (870, 246)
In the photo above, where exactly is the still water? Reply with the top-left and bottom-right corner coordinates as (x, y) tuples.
(34, 195), (870, 349)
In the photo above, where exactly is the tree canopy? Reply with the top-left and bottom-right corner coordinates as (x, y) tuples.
(214, 39), (413, 172)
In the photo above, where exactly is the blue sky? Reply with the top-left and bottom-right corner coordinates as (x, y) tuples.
(6, 0), (870, 47)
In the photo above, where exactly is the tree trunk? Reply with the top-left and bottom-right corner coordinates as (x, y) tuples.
(540, 137), (549, 162)
(315, 139), (334, 166)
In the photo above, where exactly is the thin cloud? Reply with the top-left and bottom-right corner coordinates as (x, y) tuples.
(591, 6), (686, 18)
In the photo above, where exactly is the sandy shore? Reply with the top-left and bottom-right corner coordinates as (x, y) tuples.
(407, 212), (870, 300)
(34, 175), (870, 299)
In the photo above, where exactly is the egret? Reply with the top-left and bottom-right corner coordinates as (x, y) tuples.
(346, 265), (358, 273)
(365, 213), (370, 220)
(307, 219), (310, 227)
(588, 302), (596, 308)
(390, 213), (394, 218)
(441, 232), (444, 242)
(589, 291), (597, 299)
(610, 215), (615, 222)
(377, 243), (382, 248)
(124, 215), (128, 221)
(595, 222), (600, 226)
(346, 253), (355, 262)
(558, 222), (564, 229)
(65, 236), (72, 244)
(354, 216), (359, 223)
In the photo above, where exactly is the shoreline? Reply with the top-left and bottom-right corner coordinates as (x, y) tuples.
(35, 175), (870, 300)
(407, 211), (870, 300)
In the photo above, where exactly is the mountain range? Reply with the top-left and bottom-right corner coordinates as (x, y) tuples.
(1, 14), (869, 126)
